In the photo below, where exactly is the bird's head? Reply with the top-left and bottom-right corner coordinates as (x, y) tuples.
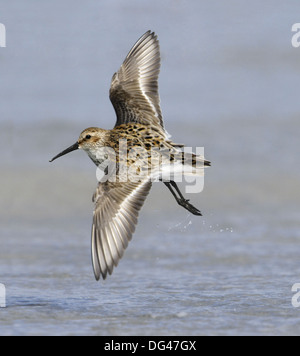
(49, 127), (107, 163)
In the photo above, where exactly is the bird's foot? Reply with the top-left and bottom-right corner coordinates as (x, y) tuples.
(177, 198), (202, 216)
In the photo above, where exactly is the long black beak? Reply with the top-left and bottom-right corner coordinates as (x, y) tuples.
(49, 142), (79, 162)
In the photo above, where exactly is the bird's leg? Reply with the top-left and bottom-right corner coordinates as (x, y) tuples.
(164, 181), (202, 216)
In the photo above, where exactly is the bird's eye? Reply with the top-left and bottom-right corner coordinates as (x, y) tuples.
(85, 135), (91, 140)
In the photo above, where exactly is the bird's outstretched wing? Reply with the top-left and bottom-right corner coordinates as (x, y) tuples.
(110, 31), (166, 135)
(91, 179), (152, 280)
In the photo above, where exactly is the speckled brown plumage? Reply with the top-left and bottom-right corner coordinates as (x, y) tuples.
(50, 31), (210, 281)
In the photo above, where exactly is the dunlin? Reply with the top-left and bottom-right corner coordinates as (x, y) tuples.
(50, 31), (210, 280)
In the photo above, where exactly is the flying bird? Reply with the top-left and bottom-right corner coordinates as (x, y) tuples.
(50, 31), (210, 280)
